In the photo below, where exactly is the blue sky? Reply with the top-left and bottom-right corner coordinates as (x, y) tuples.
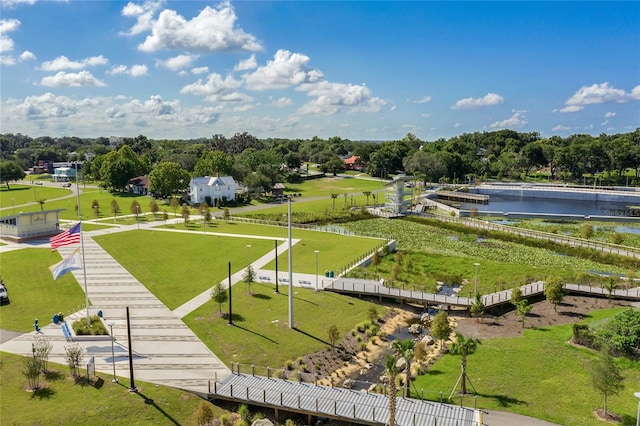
(1, 0), (638, 141)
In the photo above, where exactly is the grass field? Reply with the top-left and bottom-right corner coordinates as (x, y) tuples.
(0, 249), (87, 332)
(94, 225), (382, 310)
(413, 308), (640, 426)
(184, 282), (380, 367)
(0, 184), (70, 211)
(282, 175), (384, 197)
(0, 351), (220, 426)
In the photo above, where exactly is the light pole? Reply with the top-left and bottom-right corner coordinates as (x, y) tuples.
(246, 244), (252, 268)
(107, 321), (118, 383)
(634, 392), (640, 426)
(314, 250), (320, 291)
(136, 205), (140, 229)
(474, 263), (480, 295)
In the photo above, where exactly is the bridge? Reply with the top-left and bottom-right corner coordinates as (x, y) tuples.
(209, 370), (480, 426)
(325, 279), (640, 309)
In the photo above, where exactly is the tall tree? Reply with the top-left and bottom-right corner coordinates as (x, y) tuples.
(385, 355), (399, 426)
(149, 161), (190, 198)
(391, 339), (415, 398)
(210, 282), (228, 315)
(544, 276), (564, 312)
(449, 333), (481, 395)
(193, 150), (233, 177)
(516, 300), (532, 328)
(590, 351), (624, 417)
(0, 160), (25, 189)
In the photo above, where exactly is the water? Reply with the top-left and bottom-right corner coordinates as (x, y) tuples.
(615, 226), (640, 235)
(457, 194), (633, 216)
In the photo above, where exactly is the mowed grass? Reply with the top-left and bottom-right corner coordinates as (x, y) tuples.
(414, 308), (640, 426)
(0, 184), (70, 211)
(0, 351), (217, 426)
(0, 249), (87, 331)
(159, 220), (385, 274)
(283, 176), (384, 197)
(184, 282), (380, 367)
(94, 230), (275, 310)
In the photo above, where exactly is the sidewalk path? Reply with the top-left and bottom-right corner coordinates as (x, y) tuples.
(0, 229), (230, 395)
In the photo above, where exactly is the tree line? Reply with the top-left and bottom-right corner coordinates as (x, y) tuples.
(2, 128), (639, 196)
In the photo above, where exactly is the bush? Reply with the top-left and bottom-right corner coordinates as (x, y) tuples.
(194, 401), (214, 426)
(72, 315), (108, 336)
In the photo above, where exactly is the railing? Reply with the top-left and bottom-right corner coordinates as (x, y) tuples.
(420, 214), (640, 259)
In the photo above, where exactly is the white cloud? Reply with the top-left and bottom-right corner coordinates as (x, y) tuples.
(191, 66), (208, 74)
(565, 82), (635, 107)
(552, 124), (571, 132)
(244, 49), (323, 90)
(121, 0), (163, 36)
(232, 104), (255, 112)
(410, 96), (431, 104)
(107, 64), (148, 77)
(490, 111), (527, 129)
(136, 2), (262, 53)
(557, 105), (583, 113)
(41, 71), (106, 87)
(389, 105), (396, 111)
(234, 54), (256, 71)
(1, 0), (37, 8)
(129, 64), (149, 77)
(454, 122), (462, 128)
(41, 55), (108, 71)
(18, 50), (35, 61)
(452, 93), (503, 109)
(180, 72), (248, 102)
(421, 113), (431, 118)
(604, 111), (616, 118)
(271, 97), (294, 107)
(0, 18), (20, 61)
(297, 81), (386, 115)
(6, 92), (79, 119)
(631, 85), (640, 100)
(601, 119), (609, 126)
(158, 54), (198, 71)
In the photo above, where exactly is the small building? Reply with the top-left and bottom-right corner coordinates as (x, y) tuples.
(52, 167), (76, 182)
(0, 210), (63, 242)
(128, 176), (150, 195)
(343, 155), (363, 171)
(271, 183), (285, 197)
(189, 175), (236, 205)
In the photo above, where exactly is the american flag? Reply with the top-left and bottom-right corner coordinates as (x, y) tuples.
(50, 223), (81, 251)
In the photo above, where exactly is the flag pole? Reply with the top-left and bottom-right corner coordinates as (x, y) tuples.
(75, 161), (90, 325)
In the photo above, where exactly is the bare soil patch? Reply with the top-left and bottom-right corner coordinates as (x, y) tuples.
(454, 295), (633, 340)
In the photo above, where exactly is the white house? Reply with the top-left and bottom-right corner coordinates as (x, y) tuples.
(189, 176), (236, 205)
(52, 167), (76, 182)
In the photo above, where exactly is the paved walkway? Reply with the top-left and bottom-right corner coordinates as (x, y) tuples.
(0, 223), (231, 395)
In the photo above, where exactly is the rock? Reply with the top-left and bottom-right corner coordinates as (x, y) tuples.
(252, 419), (274, 426)
(421, 313), (431, 323)
(395, 357), (407, 371)
(343, 378), (354, 389)
(368, 383), (378, 392)
(421, 335), (435, 346)
(408, 323), (423, 334)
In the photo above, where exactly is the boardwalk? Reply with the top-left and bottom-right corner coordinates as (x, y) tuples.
(325, 279), (640, 309)
(210, 373), (479, 426)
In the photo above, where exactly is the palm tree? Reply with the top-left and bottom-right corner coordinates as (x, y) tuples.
(385, 355), (399, 426)
(449, 332), (481, 395)
(363, 191), (371, 206)
(330, 193), (338, 210)
(392, 339), (415, 398)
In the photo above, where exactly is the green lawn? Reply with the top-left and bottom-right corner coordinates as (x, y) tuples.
(158, 220), (385, 274)
(282, 175), (384, 197)
(0, 184), (70, 212)
(413, 308), (640, 426)
(184, 282), (380, 367)
(0, 351), (220, 426)
(0, 249), (87, 331)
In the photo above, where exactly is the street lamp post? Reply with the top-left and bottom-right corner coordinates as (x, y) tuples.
(107, 321), (118, 383)
(136, 205), (140, 229)
(314, 250), (320, 291)
(634, 392), (640, 426)
(246, 244), (252, 267)
(474, 263), (480, 295)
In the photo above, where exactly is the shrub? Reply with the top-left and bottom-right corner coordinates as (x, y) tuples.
(237, 404), (250, 423)
(71, 315), (108, 336)
(22, 356), (41, 391)
(64, 342), (85, 377)
(194, 401), (214, 426)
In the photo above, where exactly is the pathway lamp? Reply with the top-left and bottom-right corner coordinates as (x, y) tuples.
(474, 263), (480, 296)
(314, 250), (320, 291)
(107, 321), (118, 383)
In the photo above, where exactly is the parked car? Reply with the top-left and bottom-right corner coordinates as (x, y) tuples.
(0, 284), (8, 304)
(62, 182), (72, 188)
(34, 181), (43, 185)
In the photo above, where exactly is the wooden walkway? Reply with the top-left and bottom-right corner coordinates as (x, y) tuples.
(209, 373), (479, 426)
(325, 279), (640, 308)
(435, 191), (489, 204)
